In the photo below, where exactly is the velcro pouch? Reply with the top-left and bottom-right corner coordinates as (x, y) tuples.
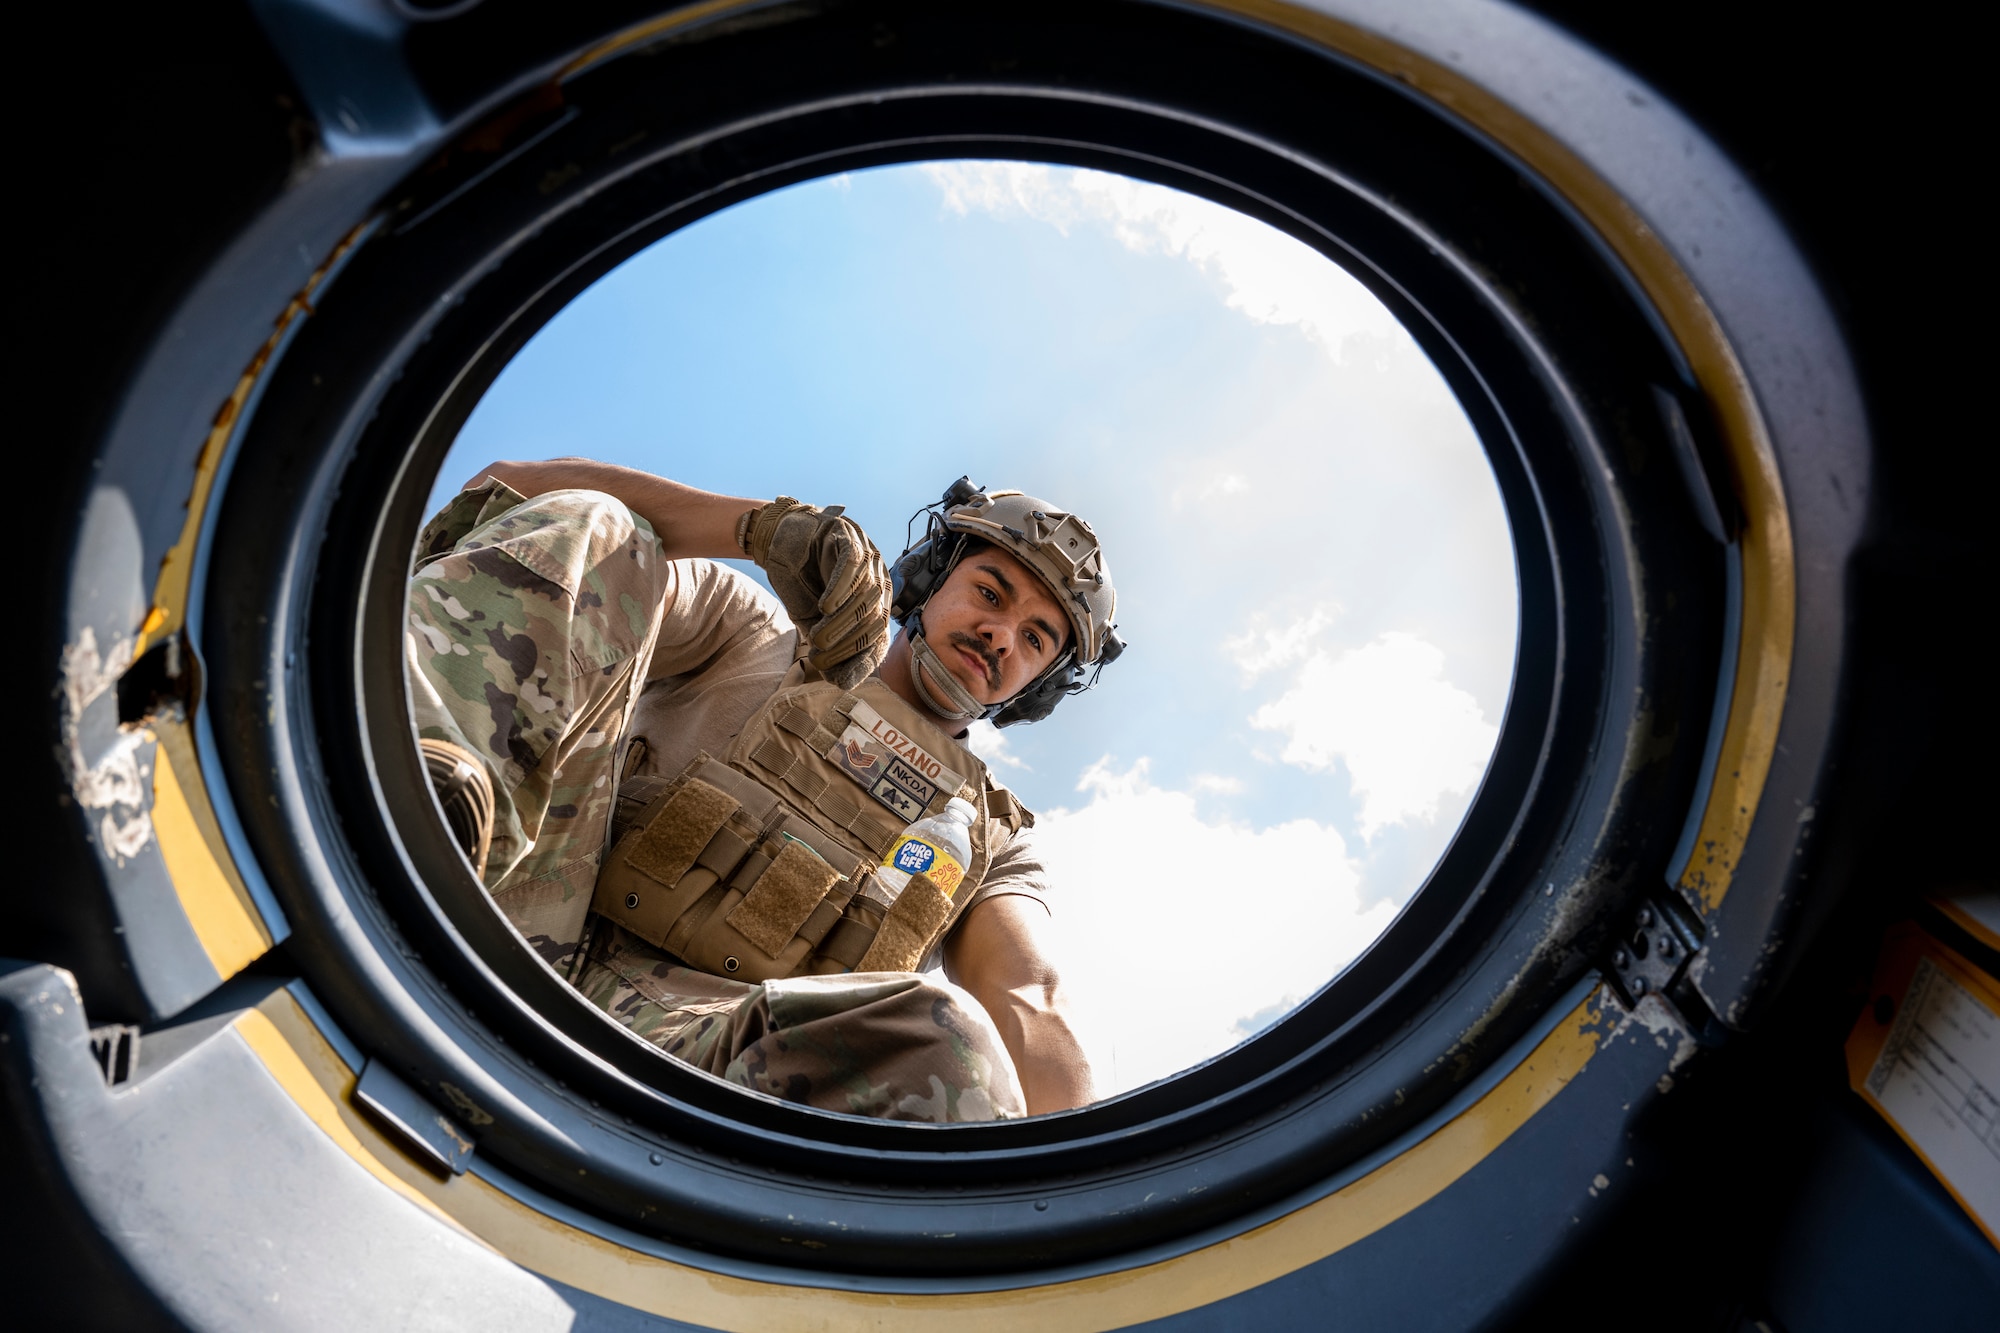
(592, 754), (776, 952)
(854, 872), (954, 973)
(626, 778), (736, 885)
(808, 898), (882, 974)
(725, 839), (842, 956)
(672, 812), (867, 982)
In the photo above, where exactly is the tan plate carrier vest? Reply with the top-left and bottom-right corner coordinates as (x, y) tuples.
(590, 676), (1032, 983)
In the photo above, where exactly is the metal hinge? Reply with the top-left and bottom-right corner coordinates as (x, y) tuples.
(1606, 892), (1708, 1015)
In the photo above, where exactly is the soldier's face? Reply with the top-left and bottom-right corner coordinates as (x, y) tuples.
(923, 549), (1072, 706)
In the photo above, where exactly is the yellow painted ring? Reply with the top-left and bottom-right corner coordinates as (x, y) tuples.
(237, 979), (1614, 1330)
(145, 1), (1793, 1324)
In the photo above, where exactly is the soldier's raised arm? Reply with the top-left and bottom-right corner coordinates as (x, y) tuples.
(470, 457), (890, 686)
(468, 457), (759, 560)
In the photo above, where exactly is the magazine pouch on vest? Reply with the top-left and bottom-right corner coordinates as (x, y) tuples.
(591, 677), (1030, 982)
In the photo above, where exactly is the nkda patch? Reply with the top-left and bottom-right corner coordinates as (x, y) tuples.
(828, 700), (966, 822)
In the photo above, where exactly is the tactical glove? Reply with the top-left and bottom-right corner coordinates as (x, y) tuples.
(745, 497), (893, 688)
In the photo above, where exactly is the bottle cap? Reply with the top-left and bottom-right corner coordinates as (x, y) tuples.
(944, 797), (977, 823)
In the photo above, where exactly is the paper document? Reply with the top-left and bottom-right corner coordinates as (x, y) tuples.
(1847, 925), (2000, 1249)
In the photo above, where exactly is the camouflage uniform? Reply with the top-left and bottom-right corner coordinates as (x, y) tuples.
(407, 482), (1026, 1121)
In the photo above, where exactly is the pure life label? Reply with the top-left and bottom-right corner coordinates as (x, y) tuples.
(885, 836), (966, 897)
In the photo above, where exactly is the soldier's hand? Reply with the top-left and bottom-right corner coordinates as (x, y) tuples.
(745, 498), (892, 688)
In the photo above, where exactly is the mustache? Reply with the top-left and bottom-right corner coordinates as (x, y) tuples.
(947, 631), (999, 687)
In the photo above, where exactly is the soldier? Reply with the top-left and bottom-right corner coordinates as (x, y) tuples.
(406, 458), (1123, 1123)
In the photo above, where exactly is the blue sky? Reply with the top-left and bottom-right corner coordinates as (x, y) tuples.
(429, 162), (1517, 1096)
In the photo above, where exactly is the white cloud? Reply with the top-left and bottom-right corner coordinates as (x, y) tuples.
(964, 719), (1029, 770)
(923, 162), (1408, 362)
(1189, 773), (1245, 795)
(1223, 604), (1341, 680)
(1032, 758), (1394, 1094)
(1249, 632), (1498, 839)
(1169, 471), (1252, 510)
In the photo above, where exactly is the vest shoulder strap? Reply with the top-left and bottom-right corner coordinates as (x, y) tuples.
(983, 782), (1034, 833)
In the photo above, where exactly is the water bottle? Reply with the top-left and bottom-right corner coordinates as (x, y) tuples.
(873, 797), (976, 904)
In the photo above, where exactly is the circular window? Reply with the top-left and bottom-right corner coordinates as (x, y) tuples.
(419, 159), (1517, 1101)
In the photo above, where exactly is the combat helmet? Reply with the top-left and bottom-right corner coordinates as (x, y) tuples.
(891, 477), (1125, 727)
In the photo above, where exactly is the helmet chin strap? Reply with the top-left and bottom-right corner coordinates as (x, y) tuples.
(906, 614), (987, 725)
